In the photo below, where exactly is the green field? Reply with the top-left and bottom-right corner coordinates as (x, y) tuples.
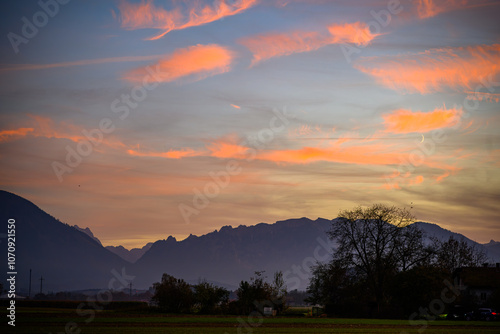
(3, 308), (500, 334)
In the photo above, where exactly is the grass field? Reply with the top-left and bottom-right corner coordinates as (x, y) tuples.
(3, 307), (500, 334)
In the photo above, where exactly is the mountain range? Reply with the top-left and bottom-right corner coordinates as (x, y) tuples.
(1, 190), (498, 293)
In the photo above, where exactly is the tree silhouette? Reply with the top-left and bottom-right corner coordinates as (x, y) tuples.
(325, 204), (430, 312)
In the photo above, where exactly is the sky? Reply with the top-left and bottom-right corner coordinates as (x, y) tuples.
(1, 0), (499, 249)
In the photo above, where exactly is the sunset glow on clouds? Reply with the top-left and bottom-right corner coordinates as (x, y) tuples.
(382, 107), (463, 134)
(127, 148), (200, 159)
(240, 22), (379, 65)
(117, 0), (258, 40)
(1, 0), (500, 247)
(354, 44), (500, 94)
(0, 127), (34, 142)
(125, 135), (458, 181)
(123, 44), (234, 83)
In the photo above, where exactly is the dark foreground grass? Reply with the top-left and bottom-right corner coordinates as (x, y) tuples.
(2, 307), (500, 334)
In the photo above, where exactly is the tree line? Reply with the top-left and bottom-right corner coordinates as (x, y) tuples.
(151, 204), (495, 318)
(151, 271), (287, 315)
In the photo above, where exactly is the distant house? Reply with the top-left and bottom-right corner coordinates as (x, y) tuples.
(455, 264), (500, 306)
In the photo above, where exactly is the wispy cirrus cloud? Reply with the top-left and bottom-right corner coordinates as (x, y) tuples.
(0, 116), (126, 150)
(0, 116), (88, 144)
(466, 91), (500, 103)
(125, 135), (457, 175)
(0, 128), (34, 143)
(239, 22), (379, 65)
(380, 174), (426, 190)
(415, 0), (467, 19)
(415, 0), (498, 19)
(382, 107), (463, 134)
(127, 148), (200, 159)
(116, 0), (258, 40)
(0, 55), (163, 73)
(354, 44), (500, 94)
(122, 44), (234, 84)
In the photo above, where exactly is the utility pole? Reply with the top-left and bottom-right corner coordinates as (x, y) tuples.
(28, 269), (32, 298)
(129, 282), (132, 300)
(39, 276), (44, 294)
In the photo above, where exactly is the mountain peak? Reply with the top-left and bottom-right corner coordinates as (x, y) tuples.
(219, 225), (233, 232)
(73, 225), (102, 246)
(0, 190), (127, 291)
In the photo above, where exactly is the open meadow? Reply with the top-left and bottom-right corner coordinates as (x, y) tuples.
(3, 307), (500, 334)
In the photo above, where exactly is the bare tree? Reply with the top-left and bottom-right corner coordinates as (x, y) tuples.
(328, 204), (427, 311)
(434, 236), (488, 273)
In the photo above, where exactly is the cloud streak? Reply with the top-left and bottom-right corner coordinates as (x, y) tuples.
(239, 22), (379, 65)
(0, 55), (163, 73)
(123, 44), (234, 84)
(0, 128), (34, 143)
(125, 136), (458, 179)
(382, 107), (463, 134)
(415, 0), (498, 19)
(117, 0), (258, 40)
(354, 44), (500, 94)
(127, 148), (200, 159)
(0, 116), (127, 151)
(415, 0), (467, 19)
(466, 91), (500, 103)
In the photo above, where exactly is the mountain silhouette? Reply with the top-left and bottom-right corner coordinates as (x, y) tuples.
(1, 190), (497, 292)
(132, 218), (335, 290)
(105, 243), (153, 263)
(0, 190), (129, 293)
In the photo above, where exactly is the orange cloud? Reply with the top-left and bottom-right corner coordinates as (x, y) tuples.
(123, 44), (234, 84)
(27, 115), (90, 143)
(207, 139), (249, 159)
(0, 116), (127, 152)
(127, 148), (200, 159)
(435, 171), (451, 183)
(117, 0), (258, 40)
(328, 22), (379, 46)
(408, 175), (424, 185)
(0, 128), (34, 142)
(257, 144), (402, 166)
(354, 44), (500, 94)
(126, 136), (404, 167)
(125, 136), (462, 190)
(382, 107), (462, 134)
(240, 22), (378, 65)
